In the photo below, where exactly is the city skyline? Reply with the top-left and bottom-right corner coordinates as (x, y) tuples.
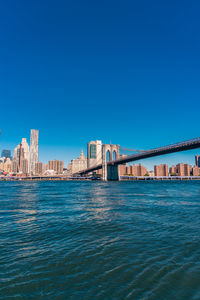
(1, 129), (200, 172)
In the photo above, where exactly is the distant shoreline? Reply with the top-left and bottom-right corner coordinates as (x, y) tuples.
(1, 176), (200, 182)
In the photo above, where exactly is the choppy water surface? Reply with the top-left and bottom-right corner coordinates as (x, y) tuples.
(0, 181), (200, 299)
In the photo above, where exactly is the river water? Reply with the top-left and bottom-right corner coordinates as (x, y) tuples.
(0, 181), (200, 299)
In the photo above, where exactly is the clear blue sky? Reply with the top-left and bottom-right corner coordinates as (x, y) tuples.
(1, 0), (200, 169)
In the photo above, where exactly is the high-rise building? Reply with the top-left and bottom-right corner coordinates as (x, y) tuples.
(119, 164), (126, 176)
(11, 160), (18, 173)
(124, 164), (147, 176)
(126, 165), (131, 175)
(48, 160), (64, 174)
(192, 165), (200, 176)
(22, 159), (29, 174)
(1, 150), (11, 158)
(138, 164), (148, 176)
(14, 144), (22, 166)
(154, 164), (168, 176)
(176, 163), (191, 176)
(14, 143), (24, 172)
(13, 138), (30, 173)
(87, 140), (102, 168)
(21, 138), (30, 166)
(30, 129), (39, 175)
(35, 162), (43, 175)
(195, 156), (200, 167)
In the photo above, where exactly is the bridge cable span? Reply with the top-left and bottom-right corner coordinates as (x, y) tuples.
(76, 136), (200, 176)
(119, 147), (148, 153)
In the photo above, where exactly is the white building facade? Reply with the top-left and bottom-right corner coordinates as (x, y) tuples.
(71, 150), (87, 174)
(30, 129), (39, 175)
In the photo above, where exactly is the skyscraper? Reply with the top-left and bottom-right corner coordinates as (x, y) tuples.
(14, 138), (30, 173)
(1, 150), (11, 159)
(30, 129), (39, 175)
(195, 155), (200, 167)
(87, 140), (102, 168)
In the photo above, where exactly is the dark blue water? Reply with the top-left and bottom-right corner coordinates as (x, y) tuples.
(0, 181), (200, 299)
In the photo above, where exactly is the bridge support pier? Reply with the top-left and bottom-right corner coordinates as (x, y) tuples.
(107, 165), (119, 181)
(102, 144), (120, 181)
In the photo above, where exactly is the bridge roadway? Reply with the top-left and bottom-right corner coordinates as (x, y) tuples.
(77, 137), (200, 176)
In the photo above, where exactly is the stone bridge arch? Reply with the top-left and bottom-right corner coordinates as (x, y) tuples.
(102, 144), (120, 181)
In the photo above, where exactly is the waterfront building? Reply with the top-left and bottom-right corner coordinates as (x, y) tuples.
(14, 144), (22, 167)
(154, 164), (168, 176)
(30, 129), (39, 175)
(22, 159), (29, 174)
(195, 155), (200, 167)
(21, 138), (30, 170)
(71, 150), (87, 174)
(42, 163), (48, 174)
(124, 164), (147, 176)
(13, 138), (30, 173)
(126, 165), (131, 175)
(1, 150), (11, 159)
(11, 160), (18, 173)
(87, 140), (102, 168)
(119, 164), (126, 176)
(118, 154), (127, 176)
(67, 163), (72, 174)
(138, 164), (147, 176)
(126, 164), (137, 175)
(169, 165), (176, 175)
(133, 164), (139, 175)
(192, 166), (200, 176)
(176, 163), (191, 176)
(0, 157), (6, 163)
(148, 170), (154, 177)
(35, 162), (43, 175)
(2, 158), (12, 173)
(14, 143), (24, 172)
(48, 160), (64, 174)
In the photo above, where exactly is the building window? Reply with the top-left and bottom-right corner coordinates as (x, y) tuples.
(90, 144), (96, 159)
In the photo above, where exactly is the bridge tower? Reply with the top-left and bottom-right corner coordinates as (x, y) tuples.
(102, 144), (120, 181)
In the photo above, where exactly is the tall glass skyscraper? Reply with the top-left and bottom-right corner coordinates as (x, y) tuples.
(1, 150), (11, 158)
(30, 129), (39, 175)
(195, 155), (200, 167)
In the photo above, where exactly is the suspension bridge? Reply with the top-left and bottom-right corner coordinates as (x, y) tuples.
(75, 137), (200, 181)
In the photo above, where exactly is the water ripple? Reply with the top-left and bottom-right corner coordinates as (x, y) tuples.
(0, 181), (200, 299)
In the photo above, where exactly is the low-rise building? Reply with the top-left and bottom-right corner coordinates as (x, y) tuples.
(3, 158), (12, 173)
